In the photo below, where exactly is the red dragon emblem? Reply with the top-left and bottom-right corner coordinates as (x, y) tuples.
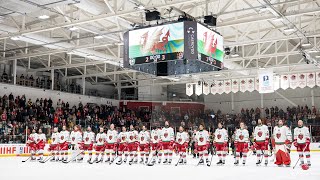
(141, 28), (170, 54)
(217, 134), (221, 139)
(199, 137), (204, 142)
(109, 136), (113, 140)
(258, 131), (263, 137)
(276, 133), (281, 139)
(164, 132), (168, 138)
(298, 134), (304, 140)
(239, 135), (244, 140)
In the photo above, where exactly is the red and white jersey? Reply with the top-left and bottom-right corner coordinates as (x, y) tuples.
(273, 126), (292, 144)
(83, 131), (95, 145)
(59, 130), (70, 143)
(28, 133), (38, 143)
(235, 129), (249, 143)
(118, 132), (128, 144)
(214, 128), (228, 143)
(51, 132), (60, 145)
(106, 130), (118, 144)
(254, 125), (269, 142)
(127, 130), (138, 143)
(95, 133), (106, 146)
(175, 132), (189, 145)
(195, 130), (209, 146)
(160, 127), (174, 142)
(151, 129), (160, 144)
(70, 131), (82, 145)
(37, 133), (46, 143)
(138, 131), (150, 145)
(294, 126), (310, 144)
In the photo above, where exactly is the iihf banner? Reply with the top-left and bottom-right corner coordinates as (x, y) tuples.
(195, 81), (203, 95)
(240, 79), (247, 92)
(217, 80), (224, 94)
(202, 82), (210, 95)
(210, 82), (217, 95)
(186, 83), (194, 96)
(280, 75), (289, 90)
(316, 72), (320, 87)
(258, 69), (274, 93)
(273, 75), (280, 90)
(255, 78), (259, 91)
(307, 72), (316, 88)
(224, 80), (231, 94)
(231, 79), (239, 93)
(289, 74), (298, 89)
(247, 78), (255, 92)
(298, 73), (307, 88)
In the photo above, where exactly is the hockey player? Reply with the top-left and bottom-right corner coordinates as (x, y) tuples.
(94, 127), (106, 163)
(59, 125), (70, 161)
(82, 126), (95, 163)
(253, 119), (269, 165)
(48, 127), (60, 161)
(234, 122), (249, 165)
(138, 125), (150, 164)
(175, 126), (189, 165)
(116, 126), (129, 165)
(127, 125), (139, 164)
(214, 122), (228, 165)
(273, 119), (292, 167)
(159, 121), (175, 164)
(194, 124), (210, 166)
(26, 129), (38, 161)
(293, 120), (311, 166)
(37, 129), (46, 161)
(69, 125), (83, 162)
(105, 124), (118, 163)
(148, 126), (161, 165)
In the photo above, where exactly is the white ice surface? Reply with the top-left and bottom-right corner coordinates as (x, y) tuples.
(0, 152), (319, 180)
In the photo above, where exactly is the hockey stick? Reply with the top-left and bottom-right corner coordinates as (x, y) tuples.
(62, 150), (85, 164)
(22, 149), (39, 163)
(293, 145), (308, 169)
(196, 155), (204, 166)
(175, 154), (183, 166)
(39, 152), (54, 163)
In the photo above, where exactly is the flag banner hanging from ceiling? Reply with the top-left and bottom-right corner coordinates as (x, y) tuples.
(210, 82), (218, 95)
(240, 79), (247, 92)
(255, 78), (259, 91)
(316, 72), (320, 87)
(217, 80), (225, 94)
(247, 78), (255, 92)
(224, 80), (232, 94)
(289, 74), (298, 89)
(307, 72), (316, 88)
(195, 81), (203, 96)
(185, 83), (193, 96)
(273, 75), (280, 90)
(202, 82), (210, 95)
(280, 75), (289, 90)
(231, 79), (239, 93)
(298, 73), (307, 88)
(258, 69), (274, 93)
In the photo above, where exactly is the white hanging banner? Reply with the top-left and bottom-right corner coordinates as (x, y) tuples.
(247, 78), (255, 92)
(231, 79), (239, 93)
(195, 81), (203, 95)
(289, 74), (298, 89)
(280, 75), (289, 90)
(203, 82), (210, 95)
(255, 78), (259, 91)
(224, 80), (232, 94)
(258, 69), (274, 93)
(316, 72), (320, 87)
(186, 83), (194, 96)
(210, 82), (218, 95)
(240, 79), (247, 92)
(307, 72), (316, 88)
(273, 75), (280, 90)
(298, 73), (307, 88)
(217, 80), (224, 95)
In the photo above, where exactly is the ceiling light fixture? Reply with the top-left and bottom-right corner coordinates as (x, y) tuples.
(230, 53), (239, 58)
(38, 15), (50, 19)
(273, 17), (283, 22)
(301, 43), (311, 47)
(69, 27), (78, 31)
(10, 36), (21, 41)
(137, 5), (145, 10)
(315, 55), (320, 58)
(283, 28), (295, 32)
(94, 35), (104, 39)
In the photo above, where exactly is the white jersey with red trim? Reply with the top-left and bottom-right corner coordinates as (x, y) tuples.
(95, 132), (106, 146)
(151, 129), (160, 144)
(273, 126), (292, 144)
(235, 129), (249, 143)
(59, 130), (70, 143)
(83, 131), (95, 145)
(214, 128), (228, 143)
(160, 127), (174, 142)
(294, 126), (310, 144)
(28, 133), (38, 143)
(138, 131), (150, 145)
(106, 130), (118, 144)
(70, 131), (82, 145)
(254, 125), (269, 142)
(127, 130), (138, 143)
(38, 133), (46, 143)
(195, 130), (209, 146)
(118, 132), (128, 144)
(175, 132), (189, 145)
(51, 132), (60, 145)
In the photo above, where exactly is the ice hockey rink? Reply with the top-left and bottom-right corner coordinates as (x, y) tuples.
(0, 152), (319, 180)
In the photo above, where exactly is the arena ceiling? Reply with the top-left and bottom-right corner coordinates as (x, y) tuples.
(0, 0), (320, 88)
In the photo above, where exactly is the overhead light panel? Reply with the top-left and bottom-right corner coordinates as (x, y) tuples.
(69, 27), (78, 31)
(10, 36), (21, 41)
(94, 35), (104, 39)
(308, 49), (318, 53)
(273, 17), (283, 22)
(38, 15), (50, 19)
(214, 74), (221, 77)
(301, 43), (311, 47)
(137, 5), (145, 10)
(315, 55), (320, 58)
(230, 53), (239, 58)
(283, 28), (295, 32)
